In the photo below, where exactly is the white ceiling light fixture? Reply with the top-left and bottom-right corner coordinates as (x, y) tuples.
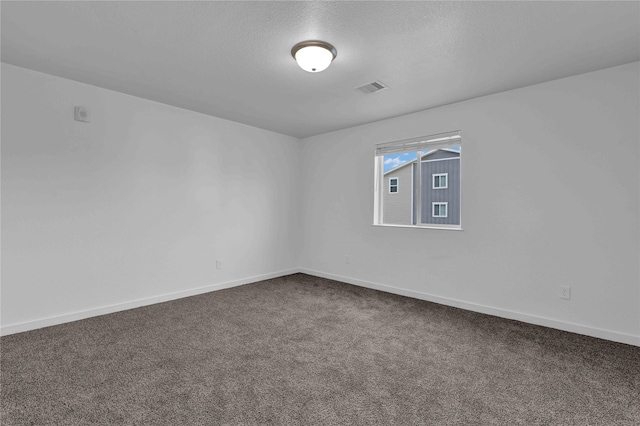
(291, 40), (337, 73)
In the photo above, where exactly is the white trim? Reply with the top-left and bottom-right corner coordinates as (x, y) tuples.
(432, 173), (448, 189)
(0, 268), (299, 336)
(374, 156), (384, 225)
(440, 148), (461, 154)
(415, 153), (422, 224)
(297, 268), (640, 347)
(421, 156), (460, 163)
(6, 267), (637, 347)
(373, 223), (462, 231)
(388, 176), (399, 194)
(459, 142), (463, 229)
(410, 164), (415, 225)
(432, 202), (448, 217)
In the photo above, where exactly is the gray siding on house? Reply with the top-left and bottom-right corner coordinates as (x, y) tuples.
(420, 157), (460, 225)
(382, 164), (413, 225)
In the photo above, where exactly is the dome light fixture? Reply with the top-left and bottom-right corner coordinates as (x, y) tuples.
(291, 40), (337, 73)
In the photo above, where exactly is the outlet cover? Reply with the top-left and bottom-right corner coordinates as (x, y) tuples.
(74, 106), (90, 123)
(559, 286), (571, 300)
(216, 259), (222, 269)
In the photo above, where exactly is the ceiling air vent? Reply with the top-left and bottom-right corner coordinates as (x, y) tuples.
(355, 80), (388, 94)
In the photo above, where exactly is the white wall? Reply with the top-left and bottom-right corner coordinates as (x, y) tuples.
(298, 62), (640, 346)
(2, 62), (639, 346)
(1, 63), (301, 334)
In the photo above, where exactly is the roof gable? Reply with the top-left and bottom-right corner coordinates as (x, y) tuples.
(420, 148), (460, 161)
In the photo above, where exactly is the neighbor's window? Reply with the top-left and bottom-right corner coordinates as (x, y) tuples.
(432, 202), (448, 218)
(373, 130), (461, 229)
(389, 177), (399, 193)
(433, 173), (448, 189)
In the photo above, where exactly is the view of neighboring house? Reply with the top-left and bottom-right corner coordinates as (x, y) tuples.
(383, 149), (460, 226)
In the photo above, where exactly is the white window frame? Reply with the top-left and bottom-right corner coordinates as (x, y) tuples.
(432, 173), (448, 189)
(432, 202), (448, 218)
(388, 177), (399, 194)
(373, 130), (462, 230)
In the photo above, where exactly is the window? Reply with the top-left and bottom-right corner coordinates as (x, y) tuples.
(389, 177), (398, 193)
(433, 173), (448, 189)
(373, 130), (461, 229)
(432, 202), (448, 218)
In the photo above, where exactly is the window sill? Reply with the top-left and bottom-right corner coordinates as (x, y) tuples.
(372, 223), (463, 231)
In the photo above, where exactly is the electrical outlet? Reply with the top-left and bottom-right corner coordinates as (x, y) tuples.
(559, 285), (571, 300)
(345, 255), (350, 264)
(74, 106), (90, 123)
(216, 259), (222, 270)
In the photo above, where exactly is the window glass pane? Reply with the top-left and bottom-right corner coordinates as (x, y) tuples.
(375, 135), (461, 228)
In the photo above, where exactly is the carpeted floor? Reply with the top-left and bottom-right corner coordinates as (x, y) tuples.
(1, 273), (638, 425)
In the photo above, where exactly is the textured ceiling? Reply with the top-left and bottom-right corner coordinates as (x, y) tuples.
(2, 1), (639, 138)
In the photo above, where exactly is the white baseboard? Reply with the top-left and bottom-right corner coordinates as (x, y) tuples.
(298, 268), (640, 347)
(4, 267), (638, 347)
(0, 268), (299, 337)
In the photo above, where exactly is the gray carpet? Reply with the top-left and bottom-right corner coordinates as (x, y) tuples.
(1, 273), (638, 425)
